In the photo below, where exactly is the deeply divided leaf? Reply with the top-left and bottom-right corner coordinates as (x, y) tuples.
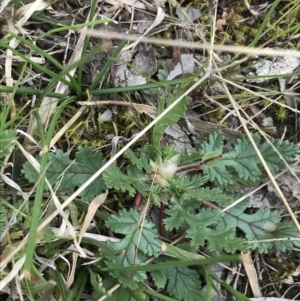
(103, 209), (161, 288)
(201, 131), (299, 190)
(103, 164), (137, 197)
(124, 149), (150, 172)
(221, 200), (300, 253)
(162, 265), (204, 301)
(0, 129), (18, 167)
(259, 138), (300, 173)
(153, 92), (188, 148)
(22, 146), (106, 201)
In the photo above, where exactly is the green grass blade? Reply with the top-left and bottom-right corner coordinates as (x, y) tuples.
(23, 97), (72, 272)
(33, 18), (112, 40)
(250, 0), (281, 47)
(143, 288), (179, 301)
(209, 270), (251, 301)
(4, 44), (77, 89)
(4, 32), (80, 90)
(0, 76), (196, 99)
(65, 270), (88, 301)
(89, 76), (196, 95)
(49, 269), (68, 300)
(35, 43), (106, 106)
(88, 30), (135, 91)
(77, 0), (99, 86)
(100, 255), (240, 273)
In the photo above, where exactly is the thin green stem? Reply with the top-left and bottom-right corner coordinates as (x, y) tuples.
(144, 287), (179, 301)
(100, 255), (240, 273)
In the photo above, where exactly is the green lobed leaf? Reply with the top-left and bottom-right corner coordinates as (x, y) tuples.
(126, 164), (149, 195)
(150, 184), (164, 206)
(142, 143), (159, 161)
(101, 277), (142, 301)
(103, 209), (161, 288)
(202, 151), (222, 167)
(105, 209), (161, 254)
(103, 238), (147, 289)
(222, 174), (260, 192)
(185, 209), (225, 245)
(0, 129), (18, 157)
(171, 174), (209, 191)
(161, 144), (180, 160)
(245, 220), (300, 253)
(201, 130), (223, 153)
(259, 138), (300, 173)
(202, 161), (232, 186)
(164, 199), (189, 230)
(124, 149), (150, 172)
(179, 149), (205, 165)
(103, 164), (136, 197)
(181, 186), (233, 206)
(201, 131), (232, 185)
(201, 131), (299, 190)
(165, 200), (246, 252)
(88, 268), (106, 300)
(153, 91), (188, 148)
(100, 276), (149, 301)
(162, 265), (204, 301)
(106, 208), (141, 234)
(150, 269), (167, 288)
(202, 229), (248, 253)
(261, 221), (300, 252)
(0, 129), (18, 167)
(170, 172), (220, 202)
(220, 200), (300, 253)
(222, 136), (261, 182)
(22, 146), (106, 201)
(106, 286), (144, 301)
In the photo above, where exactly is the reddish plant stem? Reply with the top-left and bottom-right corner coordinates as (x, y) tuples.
(176, 162), (203, 173)
(159, 203), (166, 237)
(134, 192), (143, 210)
(203, 200), (220, 209)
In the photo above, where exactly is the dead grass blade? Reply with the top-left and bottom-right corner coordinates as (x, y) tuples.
(77, 100), (156, 117)
(240, 252), (262, 298)
(123, 6), (165, 51)
(81, 29), (300, 58)
(26, 1), (102, 140)
(66, 191), (108, 290)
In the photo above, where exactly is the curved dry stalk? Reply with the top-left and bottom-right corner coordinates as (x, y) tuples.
(41, 105), (88, 154)
(82, 29), (300, 59)
(240, 252), (262, 298)
(77, 100), (156, 116)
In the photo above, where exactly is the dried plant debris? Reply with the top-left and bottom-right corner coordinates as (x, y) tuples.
(175, 6), (201, 23)
(268, 173), (300, 203)
(248, 56), (300, 83)
(167, 53), (194, 80)
(115, 43), (157, 86)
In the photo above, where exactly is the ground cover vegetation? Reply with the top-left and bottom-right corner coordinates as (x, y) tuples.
(0, 0), (300, 300)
